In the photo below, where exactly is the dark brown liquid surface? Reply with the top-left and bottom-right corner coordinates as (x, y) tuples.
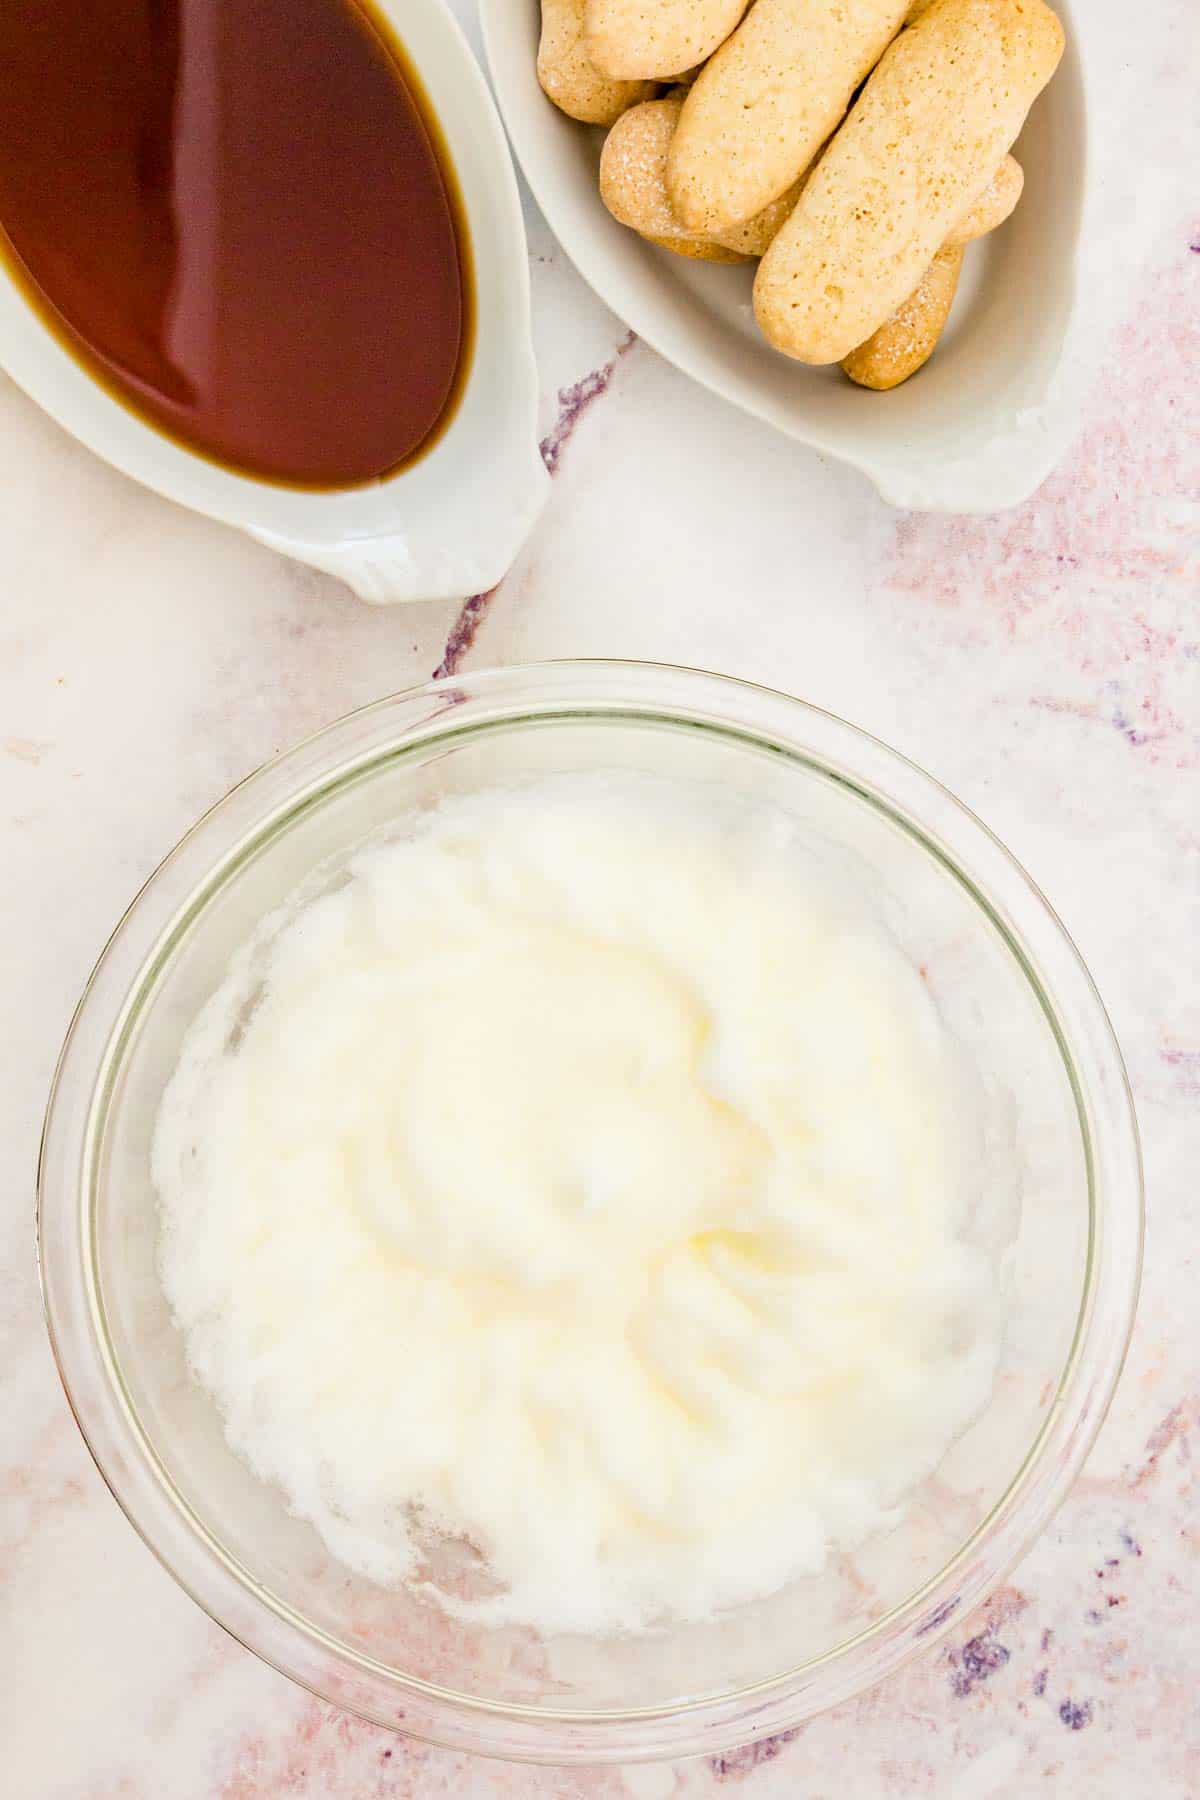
(0, 0), (472, 488)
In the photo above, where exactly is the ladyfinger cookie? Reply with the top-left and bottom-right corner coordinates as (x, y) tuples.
(600, 94), (802, 257)
(841, 153), (1020, 390)
(841, 245), (964, 389)
(645, 234), (751, 263)
(538, 0), (657, 126)
(600, 95), (697, 240)
(667, 0), (908, 236)
(716, 179), (807, 257)
(754, 0), (1064, 363)
(584, 0), (750, 80)
(945, 155), (1024, 247)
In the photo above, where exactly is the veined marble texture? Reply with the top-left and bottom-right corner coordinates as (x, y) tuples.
(1, 0), (1196, 1793)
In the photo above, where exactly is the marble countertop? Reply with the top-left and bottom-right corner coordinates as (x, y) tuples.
(3, 2), (1197, 1794)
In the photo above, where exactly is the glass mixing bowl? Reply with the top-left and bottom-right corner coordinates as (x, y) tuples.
(38, 661), (1141, 1763)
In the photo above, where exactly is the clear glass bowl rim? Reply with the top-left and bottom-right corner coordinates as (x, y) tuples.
(36, 659), (1143, 1764)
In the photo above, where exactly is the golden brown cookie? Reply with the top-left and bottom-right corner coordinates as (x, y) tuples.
(715, 178), (807, 256)
(667, 0), (908, 236)
(841, 155), (1022, 390)
(600, 93), (804, 257)
(841, 245), (964, 389)
(945, 155), (1024, 247)
(538, 0), (657, 126)
(645, 233), (751, 262)
(753, 0), (1064, 363)
(584, 0), (750, 80)
(600, 95), (691, 238)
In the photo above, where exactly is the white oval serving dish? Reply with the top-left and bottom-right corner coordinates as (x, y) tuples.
(480, 0), (1087, 513)
(0, 0), (548, 603)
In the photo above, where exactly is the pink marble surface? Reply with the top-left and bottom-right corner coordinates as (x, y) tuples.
(2, 3), (1197, 1793)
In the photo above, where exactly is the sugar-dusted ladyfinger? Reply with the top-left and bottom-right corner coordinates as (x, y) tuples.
(584, 0), (750, 80)
(645, 234), (751, 262)
(841, 245), (964, 389)
(841, 153), (1022, 390)
(667, 0), (908, 236)
(754, 0), (1063, 363)
(945, 155), (1024, 247)
(600, 94), (803, 257)
(538, 0), (657, 126)
(714, 179), (806, 257)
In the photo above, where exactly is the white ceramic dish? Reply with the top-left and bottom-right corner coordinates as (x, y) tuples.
(0, 0), (547, 603)
(480, 0), (1088, 513)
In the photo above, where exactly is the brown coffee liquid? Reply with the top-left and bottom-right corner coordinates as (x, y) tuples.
(0, 0), (472, 488)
